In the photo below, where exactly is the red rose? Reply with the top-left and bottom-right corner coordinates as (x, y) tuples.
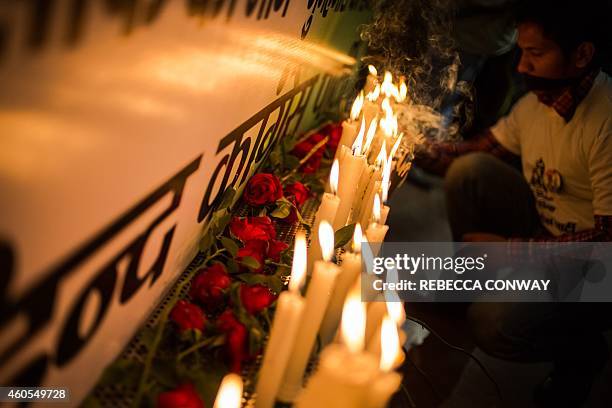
(229, 216), (276, 242)
(284, 181), (310, 207)
(267, 240), (288, 262)
(240, 284), (277, 315)
(157, 383), (204, 408)
(237, 240), (267, 273)
(291, 134), (326, 174)
(189, 264), (230, 312)
(217, 309), (248, 373)
(170, 300), (206, 333)
(243, 173), (283, 206)
(321, 123), (343, 152)
(300, 154), (323, 174)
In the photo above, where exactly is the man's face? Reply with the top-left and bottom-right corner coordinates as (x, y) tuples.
(517, 22), (578, 79)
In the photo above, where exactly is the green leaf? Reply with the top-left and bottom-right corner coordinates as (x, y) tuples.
(266, 275), (283, 294)
(199, 232), (214, 252)
(220, 237), (239, 257)
(239, 256), (261, 271)
(226, 258), (239, 274)
(236, 273), (268, 286)
(214, 211), (232, 235)
(139, 326), (157, 351)
(285, 155), (301, 169)
(217, 187), (236, 211)
(335, 223), (356, 249)
(97, 359), (141, 389)
(270, 201), (291, 218)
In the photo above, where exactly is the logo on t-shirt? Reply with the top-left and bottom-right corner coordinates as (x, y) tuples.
(530, 158), (563, 194)
(529, 158), (577, 234)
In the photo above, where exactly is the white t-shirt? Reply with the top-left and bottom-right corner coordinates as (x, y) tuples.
(491, 72), (612, 236)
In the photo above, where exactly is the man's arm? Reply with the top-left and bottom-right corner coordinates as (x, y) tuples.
(509, 215), (612, 243)
(413, 129), (521, 176)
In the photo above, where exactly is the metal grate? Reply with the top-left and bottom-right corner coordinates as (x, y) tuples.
(91, 199), (320, 407)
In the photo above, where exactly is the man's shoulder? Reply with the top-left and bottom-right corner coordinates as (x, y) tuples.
(581, 72), (612, 131)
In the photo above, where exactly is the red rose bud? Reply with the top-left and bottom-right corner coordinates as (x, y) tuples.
(240, 284), (277, 315)
(284, 181), (310, 207)
(229, 216), (276, 242)
(300, 154), (323, 174)
(236, 240), (267, 273)
(321, 123), (343, 152)
(217, 309), (248, 373)
(243, 173), (283, 206)
(157, 383), (204, 408)
(189, 264), (231, 311)
(170, 300), (206, 333)
(267, 239), (289, 262)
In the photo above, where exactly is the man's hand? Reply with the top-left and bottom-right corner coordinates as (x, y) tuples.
(462, 232), (507, 242)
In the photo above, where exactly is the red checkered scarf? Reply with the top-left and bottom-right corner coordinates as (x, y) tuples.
(535, 69), (600, 122)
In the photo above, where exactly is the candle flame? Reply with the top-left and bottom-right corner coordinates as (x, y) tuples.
(375, 141), (387, 168)
(289, 232), (307, 292)
(368, 65), (378, 76)
(341, 281), (366, 353)
(352, 117), (366, 155)
(352, 223), (362, 253)
(363, 117), (378, 154)
(367, 84), (381, 101)
(381, 71), (394, 97)
(350, 92), (364, 121)
(373, 193), (381, 224)
(213, 373), (243, 408)
(380, 315), (400, 372)
(318, 221), (335, 262)
(386, 301), (406, 326)
(330, 159), (339, 195)
(398, 79), (408, 102)
(389, 133), (403, 159)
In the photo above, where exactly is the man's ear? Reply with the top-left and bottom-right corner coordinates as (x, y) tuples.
(574, 42), (595, 68)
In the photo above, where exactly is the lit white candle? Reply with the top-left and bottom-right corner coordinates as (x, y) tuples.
(366, 301), (406, 359)
(333, 128), (367, 231)
(364, 65), (379, 94)
(359, 146), (386, 226)
(213, 373), (243, 408)
(278, 222), (340, 403)
(336, 93), (364, 156)
(295, 282), (379, 408)
(308, 159), (340, 272)
(365, 194), (389, 257)
(255, 233), (307, 408)
(366, 317), (404, 408)
(319, 223), (364, 346)
(379, 156), (392, 226)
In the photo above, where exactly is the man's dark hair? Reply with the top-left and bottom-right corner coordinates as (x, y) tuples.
(516, 0), (611, 67)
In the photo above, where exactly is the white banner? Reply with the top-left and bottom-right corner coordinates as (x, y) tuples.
(0, 0), (369, 404)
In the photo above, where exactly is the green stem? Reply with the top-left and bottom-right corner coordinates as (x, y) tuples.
(176, 337), (215, 362)
(281, 136), (329, 182)
(132, 248), (226, 407)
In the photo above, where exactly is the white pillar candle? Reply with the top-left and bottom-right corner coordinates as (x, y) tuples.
(213, 373), (243, 408)
(366, 301), (406, 359)
(350, 164), (375, 225)
(365, 194), (389, 257)
(308, 160), (340, 272)
(380, 205), (390, 226)
(335, 94), (364, 158)
(365, 300), (387, 347)
(359, 180), (381, 228)
(366, 316), (404, 408)
(278, 222), (340, 403)
(319, 224), (364, 346)
(295, 282), (379, 408)
(255, 233), (308, 408)
(333, 138), (367, 231)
